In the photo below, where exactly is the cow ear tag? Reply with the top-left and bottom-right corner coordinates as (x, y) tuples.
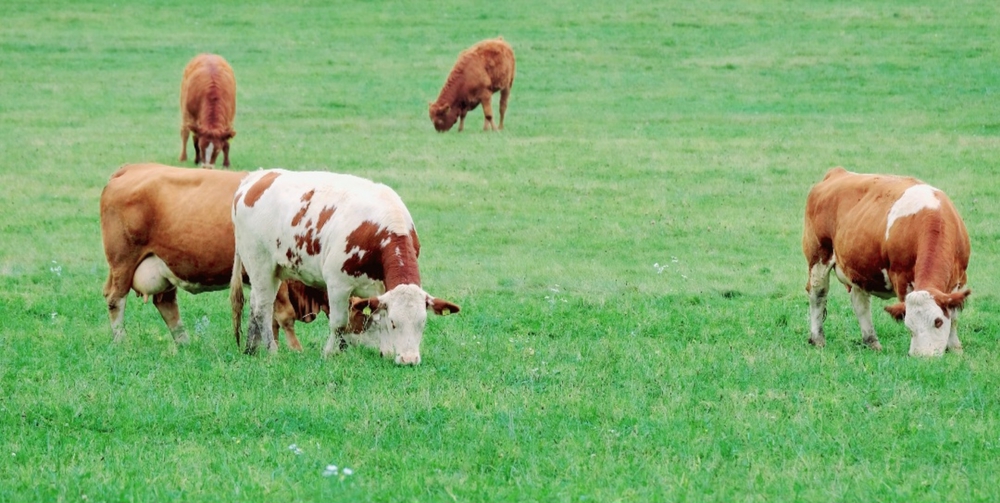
(362, 306), (372, 317)
(442, 308), (451, 316)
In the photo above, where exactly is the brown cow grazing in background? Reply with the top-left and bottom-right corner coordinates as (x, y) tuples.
(429, 37), (515, 132)
(100, 163), (326, 350)
(179, 53), (236, 168)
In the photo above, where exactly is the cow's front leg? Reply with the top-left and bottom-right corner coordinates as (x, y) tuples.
(152, 289), (189, 344)
(481, 94), (496, 131)
(849, 288), (882, 351)
(498, 88), (510, 130)
(179, 127), (190, 162)
(947, 308), (963, 354)
(807, 260), (833, 347)
(322, 309), (348, 358)
(458, 111), (467, 132)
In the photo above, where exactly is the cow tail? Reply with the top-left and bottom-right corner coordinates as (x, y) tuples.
(230, 249), (245, 348)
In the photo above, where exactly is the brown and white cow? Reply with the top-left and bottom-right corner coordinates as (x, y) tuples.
(179, 53), (237, 168)
(429, 37), (515, 132)
(230, 169), (460, 364)
(802, 167), (971, 356)
(100, 163), (328, 349)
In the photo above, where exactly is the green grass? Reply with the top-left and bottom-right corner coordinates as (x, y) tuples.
(2, 0), (1000, 501)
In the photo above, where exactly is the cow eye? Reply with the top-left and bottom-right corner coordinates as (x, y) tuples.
(934, 318), (944, 329)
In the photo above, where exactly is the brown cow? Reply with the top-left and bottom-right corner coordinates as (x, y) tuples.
(802, 167), (971, 356)
(100, 163), (326, 349)
(179, 54), (236, 168)
(429, 37), (515, 132)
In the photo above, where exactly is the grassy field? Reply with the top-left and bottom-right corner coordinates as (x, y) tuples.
(2, 0), (999, 501)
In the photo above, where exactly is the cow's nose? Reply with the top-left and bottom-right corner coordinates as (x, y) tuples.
(395, 353), (421, 365)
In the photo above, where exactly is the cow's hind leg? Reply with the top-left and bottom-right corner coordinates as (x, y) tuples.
(498, 88), (510, 130)
(849, 288), (882, 351)
(272, 285), (303, 351)
(807, 259), (834, 347)
(152, 289), (190, 344)
(104, 276), (129, 343)
(246, 275), (280, 355)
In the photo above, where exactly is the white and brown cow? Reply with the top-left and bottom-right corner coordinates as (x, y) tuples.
(100, 163), (329, 348)
(230, 169), (460, 364)
(802, 167), (971, 356)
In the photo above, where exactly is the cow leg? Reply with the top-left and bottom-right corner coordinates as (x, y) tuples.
(193, 135), (202, 165)
(321, 288), (351, 358)
(152, 289), (190, 344)
(246, 275), (280, 355)
(498, 88), (510, 130)
(104, 270), (133, 342)
(947, 308), (963, 354)
(272, 285), (303, 351)
(807, 260), (833, 347)
(222, 143), (231, 168)
(179, 127), (190, 162)
(458, 111), (467, 132)
(849, 288), (882, 351)
(481, 93), (496, 131)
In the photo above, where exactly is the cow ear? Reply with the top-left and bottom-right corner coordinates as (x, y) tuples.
(351, 296), (382, 317)
(884, 302), (906, 321)
(936, 289), (971, 311)
(426, 296), (460, 316)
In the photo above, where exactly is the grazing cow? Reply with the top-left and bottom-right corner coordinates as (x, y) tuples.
(179, 53), (237, 168)
(230, 169), (461, 364)
(802, 167), (971, 356)
(429, 37), (515, 132)
(100, 163), (328, 349)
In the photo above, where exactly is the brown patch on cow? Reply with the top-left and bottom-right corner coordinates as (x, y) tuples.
(342, 221), (421, 288)
(242, 172), (281, 208)
(291, 190), (316, 227)
(316, 206), (336, 233)
(294, 228), (321, 256)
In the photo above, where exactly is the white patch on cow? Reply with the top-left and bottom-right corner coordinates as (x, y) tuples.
(380, 237), (391, 248)
(202, 143), (215, 166)
(346, 246), (366, 260)
(904, 290), (950, 357)
(881, 269), (892, 291)
(885, 184), (940, 239)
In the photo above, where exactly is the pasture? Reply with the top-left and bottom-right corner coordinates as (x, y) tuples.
(2, 0), (999, 501)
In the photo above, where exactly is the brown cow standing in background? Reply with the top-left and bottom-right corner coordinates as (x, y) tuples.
(179, 54), (236, 168)
(429, 37), (515, 132)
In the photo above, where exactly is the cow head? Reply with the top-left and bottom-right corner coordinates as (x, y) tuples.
(192, 126), (236, 168)
(349, 284), (461, 365)
(885, 288), (970, 356)
(428, 102), (457, 132)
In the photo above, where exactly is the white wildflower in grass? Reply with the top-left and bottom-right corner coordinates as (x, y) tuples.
(343, 468), (353, 476)
(49, 261), (62, 276)
(288, 444), (303, 455)
(323, 464), (338, 477)
(194, 316), (210, 336)
(653, 262), (667, 274)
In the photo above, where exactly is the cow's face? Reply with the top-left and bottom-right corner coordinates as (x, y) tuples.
(197, 131), (235, 168)
(350, 284), (461, 365)
(428, 103), (457, 132)
(895, 289), (969, 356)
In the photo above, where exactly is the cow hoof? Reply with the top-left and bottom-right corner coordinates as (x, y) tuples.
(808, 337), (826, 348)
(866, 340), (883, 351)
(174, 334), (190, 345)
(948, 345), (964, 355)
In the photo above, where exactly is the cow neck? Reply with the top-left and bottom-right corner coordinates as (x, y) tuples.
(434, 59), (469, 107)
(381, 232), (421, 290)
(911, 213), (956, 293)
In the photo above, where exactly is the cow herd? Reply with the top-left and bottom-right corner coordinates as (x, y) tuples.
(100, 38), (971, 363)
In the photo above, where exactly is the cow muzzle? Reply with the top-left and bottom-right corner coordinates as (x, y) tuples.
(394, 352), (421, 366)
